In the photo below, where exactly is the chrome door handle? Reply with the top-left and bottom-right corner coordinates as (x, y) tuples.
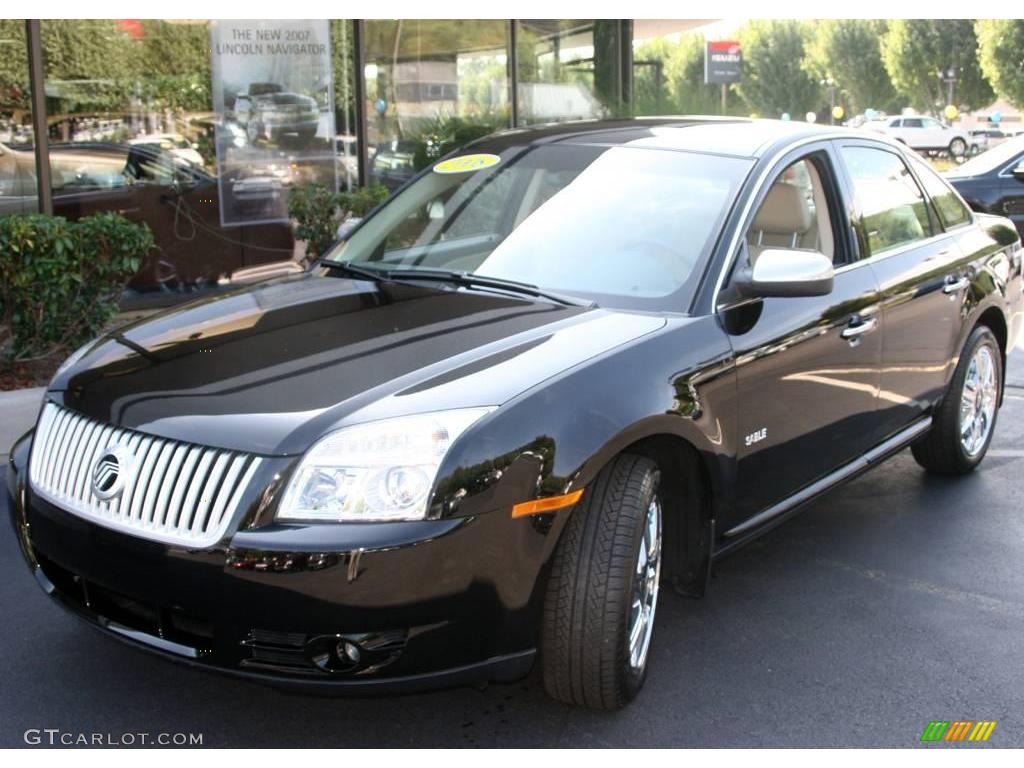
(943, 276), (970, 294)
(841, 317), (878, 339)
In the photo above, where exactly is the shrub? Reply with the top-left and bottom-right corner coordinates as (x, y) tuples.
(288, 182), (388, 260)
(0, 212), (153, 362)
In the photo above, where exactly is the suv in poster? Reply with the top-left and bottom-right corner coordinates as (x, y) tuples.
(233, 82), (320, 146)
(210, 20), (337, 227)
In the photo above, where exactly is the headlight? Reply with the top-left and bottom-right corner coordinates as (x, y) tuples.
(277, 408), (494, 522)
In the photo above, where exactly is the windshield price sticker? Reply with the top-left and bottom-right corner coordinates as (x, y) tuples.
(433, 154), (501, 174)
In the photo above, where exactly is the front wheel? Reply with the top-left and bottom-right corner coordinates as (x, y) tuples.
(912, 326), (1002, 474)
(541, 454), (662, 710)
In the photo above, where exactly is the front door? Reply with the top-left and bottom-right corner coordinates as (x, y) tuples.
(718, 147), (882, 527)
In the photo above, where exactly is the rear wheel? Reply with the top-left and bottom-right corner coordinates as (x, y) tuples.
(912, 326), (1001, 474)
(541, 454), (662, 710)
(949, 137), (968, 157)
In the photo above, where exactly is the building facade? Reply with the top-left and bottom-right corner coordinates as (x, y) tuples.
(1, 19), (720, 307)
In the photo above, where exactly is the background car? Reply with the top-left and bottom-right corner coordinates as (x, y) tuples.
(946, 133), (1024, 237)
(129, 133), (205, 168)
(969, 127), (1010, 154)
(868, 115), (971, 157)
(370, 139), (419, 190)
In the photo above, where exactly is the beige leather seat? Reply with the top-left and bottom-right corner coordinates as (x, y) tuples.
(748, 182), (814, 262)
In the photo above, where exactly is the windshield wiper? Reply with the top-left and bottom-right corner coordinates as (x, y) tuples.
(320, 261), (595, 308)
(320, 259), (390, 283)
(378, 268), (596, 308)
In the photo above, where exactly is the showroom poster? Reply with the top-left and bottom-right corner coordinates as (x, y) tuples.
(210, 20), (337, 227)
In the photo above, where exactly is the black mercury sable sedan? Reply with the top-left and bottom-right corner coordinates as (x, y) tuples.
(7, 118), (1022, 710)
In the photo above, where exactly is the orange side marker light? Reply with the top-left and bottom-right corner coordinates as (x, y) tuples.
(511, 489), (584, 518)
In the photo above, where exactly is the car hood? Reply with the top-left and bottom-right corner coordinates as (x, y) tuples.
(52, 274), (665, 455)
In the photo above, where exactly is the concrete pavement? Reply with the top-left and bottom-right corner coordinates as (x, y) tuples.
(0, 386), (43, 462)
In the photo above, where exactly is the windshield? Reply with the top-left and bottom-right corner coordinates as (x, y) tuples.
(947, 135), (1024, 177)
(326, 144), (752, 310)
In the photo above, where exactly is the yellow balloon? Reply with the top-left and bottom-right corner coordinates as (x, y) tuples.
(831, 105), (845, 121)
(944, 104), (959, 121)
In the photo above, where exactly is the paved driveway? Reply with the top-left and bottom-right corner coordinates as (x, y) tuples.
(2, 359), (1023, 747)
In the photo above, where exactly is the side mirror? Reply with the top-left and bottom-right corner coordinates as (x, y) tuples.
(1012, 163), (1024, 182)
(733, 248), (834, 298)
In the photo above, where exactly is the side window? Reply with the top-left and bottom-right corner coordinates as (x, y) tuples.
(746, 156), (838, 264)
(910, 156), (972, 229)
(840, 147), (933, 256)
(903, 118), (923, 129)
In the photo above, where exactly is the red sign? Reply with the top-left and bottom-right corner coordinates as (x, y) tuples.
(116, 20), (145, 40)
(705, 40), (742, 84)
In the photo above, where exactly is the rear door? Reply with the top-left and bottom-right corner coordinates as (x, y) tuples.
(899, 118), (924, 148)
(920, 117), (948, 149)
(718, 143), (882, 527)
(835, 142), (964, 437)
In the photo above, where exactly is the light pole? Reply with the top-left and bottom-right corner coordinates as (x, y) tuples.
(938, 66), (959, 116)
(820, 76), (836, 124)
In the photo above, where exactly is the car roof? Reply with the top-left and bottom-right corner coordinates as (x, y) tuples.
(476, 117), (869, 159)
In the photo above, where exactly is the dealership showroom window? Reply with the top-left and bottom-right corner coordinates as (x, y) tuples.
(2, 0), (1024, 760)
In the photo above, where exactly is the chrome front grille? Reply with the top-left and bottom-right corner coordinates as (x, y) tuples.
(28, 402), (263, 548)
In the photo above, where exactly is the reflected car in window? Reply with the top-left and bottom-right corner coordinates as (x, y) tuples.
(0, 140), (296, 304)
(7, 118), (1022, 710)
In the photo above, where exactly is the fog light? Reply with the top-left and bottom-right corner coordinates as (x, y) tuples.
(338, 640), (361, 664)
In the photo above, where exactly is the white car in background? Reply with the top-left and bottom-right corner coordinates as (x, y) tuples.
(867, 115), (972, 157)
(129, 133), (205, 168)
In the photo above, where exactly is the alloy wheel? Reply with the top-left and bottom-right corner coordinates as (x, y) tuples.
(960, 345), (998, 457)
(628, 496), (662, 671)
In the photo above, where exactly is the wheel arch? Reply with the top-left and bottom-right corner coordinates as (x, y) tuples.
(974, 304), (1009, 404)
(572, 428), (720, 598)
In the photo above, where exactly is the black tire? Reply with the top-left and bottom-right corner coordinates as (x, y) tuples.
(541, 454), (662, 710)
(912, 325), (1002, 475)
(949, 137), (968, 157)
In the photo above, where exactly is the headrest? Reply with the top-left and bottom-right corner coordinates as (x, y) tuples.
(752, 182), (813, 235)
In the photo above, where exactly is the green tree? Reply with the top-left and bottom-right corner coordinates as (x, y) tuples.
(41, 20), (136, 83)
(39, 20), (137, 113)
(881, 20), (994, 114)
(737, 20), (822, 118)
(134, 20), (212, 112)
(976, 19), (1024, 108)
(0, 20), (30, 113)
(804, 19), (899, 115)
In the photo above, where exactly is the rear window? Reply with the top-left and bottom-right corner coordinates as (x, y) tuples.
(841, 146), (933, 256)
(910, 156), (972, 229)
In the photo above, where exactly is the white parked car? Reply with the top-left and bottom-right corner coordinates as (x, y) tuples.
(129, 133), (205, 168)
(867, 115), (972, 157)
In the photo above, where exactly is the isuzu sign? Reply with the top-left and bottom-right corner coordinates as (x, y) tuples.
(705, 40), (742, 84)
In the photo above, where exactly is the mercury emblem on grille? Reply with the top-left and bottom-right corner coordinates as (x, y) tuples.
(92, 446), (130, 500)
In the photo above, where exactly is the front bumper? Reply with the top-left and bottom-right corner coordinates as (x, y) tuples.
(6, 433), (552, 693)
